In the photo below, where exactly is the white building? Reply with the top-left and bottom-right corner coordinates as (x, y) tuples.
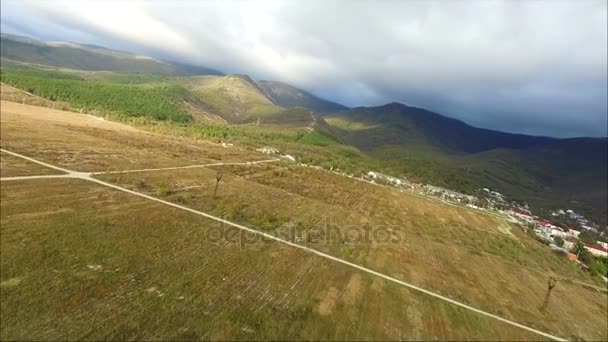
(567, 229), (581, 238)
(584, 244), (608, 258)
(550, 228), (567, 238)
(256, 146), (279, 155)
(509, 208), (534, 223)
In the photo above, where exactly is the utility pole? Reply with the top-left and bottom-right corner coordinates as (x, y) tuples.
(214, 171), (223, 198)
(540, 277), (557, 312)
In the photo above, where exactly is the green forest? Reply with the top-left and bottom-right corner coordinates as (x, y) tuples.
(1, 70), (192, 122)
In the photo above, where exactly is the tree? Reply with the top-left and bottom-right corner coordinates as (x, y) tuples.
(214, 171), (223, 198)
(589, 256), (608, 278)
(553, 236), (564, 247)
(540, 277), (557, 312)
(573, 241), (585, 257)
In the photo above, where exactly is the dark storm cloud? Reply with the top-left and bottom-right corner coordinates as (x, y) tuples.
(1, 0), (606, 137)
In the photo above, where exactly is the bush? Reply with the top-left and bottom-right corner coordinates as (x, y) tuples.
(154, 181), (172, 196)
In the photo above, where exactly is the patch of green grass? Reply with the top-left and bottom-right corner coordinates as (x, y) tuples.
(252, 211), (284, 231)
(154, 181), (173, 196)
(340, 246), (352, 258)
(297, 131), (340, 147)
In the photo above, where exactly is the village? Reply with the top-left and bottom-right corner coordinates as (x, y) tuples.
(255, 146), (608, 282)
(358, 169), (607, 278)
(364, 170), (608, 280)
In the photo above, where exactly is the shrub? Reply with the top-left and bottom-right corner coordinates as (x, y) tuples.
(154, 181), (172, 196)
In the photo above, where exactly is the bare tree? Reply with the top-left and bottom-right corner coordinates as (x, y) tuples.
(214, 171), (223, 198)
(540, 277), (557, 312)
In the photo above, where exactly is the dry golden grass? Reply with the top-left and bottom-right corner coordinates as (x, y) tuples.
(97, 163), (607, 341)
(1, 83), (70, 110)
(0, 151), (64, 177)
(1, 101), (606, 340)
(1, 179), (541, 341)
(0, 101), (267, 172)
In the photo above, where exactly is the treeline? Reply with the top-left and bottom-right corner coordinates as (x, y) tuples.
(0, 67), (83, 80)
(187, 124), (299, 142)
(0, 71), (192, 122)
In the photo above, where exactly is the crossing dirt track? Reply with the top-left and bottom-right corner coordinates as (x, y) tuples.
(1, 101), (606, 340)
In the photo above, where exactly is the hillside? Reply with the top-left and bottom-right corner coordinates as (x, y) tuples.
(325, 103), (608, 224)
(258, 80), (348, 113)
(0, 68), (225, 123)
(2, 100), (606, 340)
(1, 34), (605, 225)
(0, 34), (222, 75)
(178, 75), (283, 123)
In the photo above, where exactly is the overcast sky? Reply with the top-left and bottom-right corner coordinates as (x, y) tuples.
(1, 0), (607, 137)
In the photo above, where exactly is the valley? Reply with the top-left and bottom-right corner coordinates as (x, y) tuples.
(1, 32), (607, 341)
(1, 47), (606, 228)
(1, 99), (607, 340)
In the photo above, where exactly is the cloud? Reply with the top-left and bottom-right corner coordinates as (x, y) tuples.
(1, 0), (606, 137)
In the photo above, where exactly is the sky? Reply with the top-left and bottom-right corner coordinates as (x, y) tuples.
(1, 0), (607, 138)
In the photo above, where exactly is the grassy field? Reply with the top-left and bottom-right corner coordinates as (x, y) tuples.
(0, 101), (266, 172)
(1, 100), (606, 340)
(1, 178), (545, 341)
(0, 151), (64, 177)
(96, 163), (607, 340)
(0, 67), (389, 179)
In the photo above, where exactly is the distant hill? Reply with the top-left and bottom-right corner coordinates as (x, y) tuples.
(0, 34), (222, 75)
(325, 103), (608, 224)
(258, 80), (347, 113)
(179, 75), (336, 130)
(177, 74), (282, 123)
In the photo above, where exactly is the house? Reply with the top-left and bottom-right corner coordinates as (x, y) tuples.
(584, 244), (608, 258)
(551, 227), (567, 238)
(256, 146), (279, 155)
(567, 227), (581, 238)
(537, 219), (554, 228)
(490, 190), (503, 198)
(581, 224), (598, 233)
(563, 238), (576, 251)
(509, 208), (534, 223)
(537, 219), (556, 231)
(366, 171), (404, 186)
(536, 220), (567, 238)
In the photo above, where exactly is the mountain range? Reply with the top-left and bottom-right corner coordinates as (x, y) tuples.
(1, 33), (606, 225)
(0, 33), (223, 75)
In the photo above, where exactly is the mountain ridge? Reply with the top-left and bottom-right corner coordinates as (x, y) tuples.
(0, 34), (223, 76)
(258, 80), (348, 114)
(325, 103), (607, 225)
